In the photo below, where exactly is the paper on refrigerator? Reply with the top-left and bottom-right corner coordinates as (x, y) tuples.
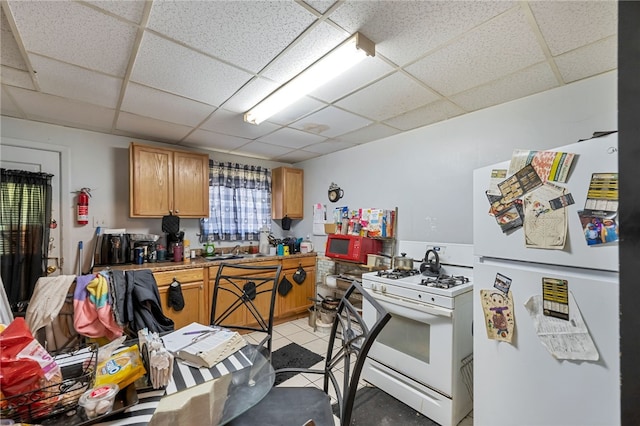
(524, 292), (599, 361)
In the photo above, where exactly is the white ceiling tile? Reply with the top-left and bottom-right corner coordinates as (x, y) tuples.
(309, 56), (394, 103)
(275, 149), (322, 163)
(121, 83), (215, 127)
(258, 127), (326, 149)
(450, 62), (559, 112)
(230, 142), (293, 161)
(1, 66), (35, 90)
(262, 22), (347, 84)
(131, 32), (253, 107)
(183, 128), (252, 152)
(329, 1), (515, 66)
(333, 123), (401, 144)
(5, 85), (115, 132)
(147, 1), (315, 73)
(302, 1), (338, 15)
(6, 1), (137, 76)
(84, 0), (147, 24)
(530, 1), (618, 56)
(555, 37), (617, 84)
(264, 96), (327, 126)
(222, 77), (279, 113)
(290, 106), (372, 138)
(405, 6), (545, 96)
(1, 8), (27, 70)
(116, 111), (192, 142)
(303, 140), (358, 155)
(0, 1), (620, 163)
(335, 72), (440, 121)
(1, 87), (24, 117)
(200, 109), (280, 140)
(384, 100), (466, 131)
(30, 55), (122, 108)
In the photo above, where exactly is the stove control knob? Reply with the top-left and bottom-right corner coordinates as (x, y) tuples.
(381, 285), (387, 293)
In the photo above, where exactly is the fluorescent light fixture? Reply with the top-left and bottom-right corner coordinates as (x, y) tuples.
(244, 32), (375, 125)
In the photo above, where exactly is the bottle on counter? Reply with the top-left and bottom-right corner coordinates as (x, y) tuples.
(183, 239), (191, 263)
(204, 235), (215, 257)
(173, 241), (183, 262)
(259, 225), (270, 255)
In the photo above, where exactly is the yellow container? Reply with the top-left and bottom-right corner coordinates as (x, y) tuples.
(324, 223), (337, 234)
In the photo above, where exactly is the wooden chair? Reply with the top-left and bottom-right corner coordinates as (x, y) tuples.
(210, 262), (282, 362)
(227, 281), (391, 426)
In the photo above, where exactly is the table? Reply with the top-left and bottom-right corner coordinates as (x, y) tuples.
(95, 345), (275, 426)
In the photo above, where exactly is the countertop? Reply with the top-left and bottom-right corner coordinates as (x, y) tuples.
(94, 252), (317, 273)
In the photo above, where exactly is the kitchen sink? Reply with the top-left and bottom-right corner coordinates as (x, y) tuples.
(203, 253), (268, 261)
(203, 254), (243, 261)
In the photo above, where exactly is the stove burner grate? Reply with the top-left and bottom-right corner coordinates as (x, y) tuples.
(421, 274), (470, 289)
(376, 269), (421, 280)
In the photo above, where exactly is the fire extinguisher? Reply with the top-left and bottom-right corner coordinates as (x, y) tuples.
(76, 187), (91, 225)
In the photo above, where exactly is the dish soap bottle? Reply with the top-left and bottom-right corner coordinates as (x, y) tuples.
(204, 235), (215, 257)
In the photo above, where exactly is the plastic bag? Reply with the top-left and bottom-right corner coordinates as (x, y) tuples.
(0, 317), (62, 418)
(95, 344), (146, 389)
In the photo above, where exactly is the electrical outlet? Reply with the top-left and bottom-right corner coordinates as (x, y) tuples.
(92, 216), (107, 228)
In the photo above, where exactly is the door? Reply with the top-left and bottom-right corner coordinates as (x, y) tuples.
(362, 289), (455, 396)
(473, 257), (620, 426)
(473, 133), (619, 272)
(0, 144), (62, 276)
(129, 144), (173, 217)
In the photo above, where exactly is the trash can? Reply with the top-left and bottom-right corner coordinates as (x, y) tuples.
(308, 306), (318, 331)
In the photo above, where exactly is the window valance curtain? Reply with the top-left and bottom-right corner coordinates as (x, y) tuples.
(0, 169), (53, 312)
(200, 161), (271, 242)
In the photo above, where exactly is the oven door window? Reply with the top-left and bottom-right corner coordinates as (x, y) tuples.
(377, 315), (430, 363)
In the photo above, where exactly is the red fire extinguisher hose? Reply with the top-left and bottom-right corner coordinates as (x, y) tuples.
(76, 187), (91, 225)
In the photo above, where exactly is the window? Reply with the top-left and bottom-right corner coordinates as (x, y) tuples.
(200, 161), (271, 242)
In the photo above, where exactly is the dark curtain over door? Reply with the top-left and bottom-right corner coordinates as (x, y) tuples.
(0, 168), (53, 312)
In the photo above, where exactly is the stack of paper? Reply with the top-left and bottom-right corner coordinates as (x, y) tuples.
(162, 322), (246, 368)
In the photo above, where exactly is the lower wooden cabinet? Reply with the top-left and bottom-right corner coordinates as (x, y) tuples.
(277, 257), (316, 318)
(154, 268), (208, 329)
(206, 256), (316, 328)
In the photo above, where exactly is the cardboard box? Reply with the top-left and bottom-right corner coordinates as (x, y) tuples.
(324, 223), (337, 234)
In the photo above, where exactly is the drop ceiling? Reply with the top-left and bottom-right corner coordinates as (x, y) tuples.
(0, 1), (617, 163)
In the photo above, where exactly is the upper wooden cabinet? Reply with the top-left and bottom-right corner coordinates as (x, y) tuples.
(271, 167), (303, 219)
(129, 143), (209, 218)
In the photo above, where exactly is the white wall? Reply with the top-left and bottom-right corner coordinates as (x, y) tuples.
(0, 118), (287, 274)
(293, 72), (617, 251)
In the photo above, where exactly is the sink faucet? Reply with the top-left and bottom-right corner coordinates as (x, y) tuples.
(232, 244), (241, 255)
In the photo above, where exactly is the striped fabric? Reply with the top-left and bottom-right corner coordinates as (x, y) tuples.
(165, 350), (252, 395)
(93, 350), (252, 425)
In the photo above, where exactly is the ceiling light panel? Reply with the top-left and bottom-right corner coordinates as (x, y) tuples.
(245, 32), (375, 125)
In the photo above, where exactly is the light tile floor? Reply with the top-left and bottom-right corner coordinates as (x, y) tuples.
(246, 317), (474, 426)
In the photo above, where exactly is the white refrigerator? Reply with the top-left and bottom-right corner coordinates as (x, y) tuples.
(472, 133), (620, 426)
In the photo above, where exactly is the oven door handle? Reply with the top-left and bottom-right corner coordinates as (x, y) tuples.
(369, 290), (453, 318)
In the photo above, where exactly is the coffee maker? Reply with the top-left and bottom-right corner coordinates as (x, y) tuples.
(162, 213), (183, 261)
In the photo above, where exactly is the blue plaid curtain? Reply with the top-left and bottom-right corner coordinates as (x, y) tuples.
(200, 161), (271, 242)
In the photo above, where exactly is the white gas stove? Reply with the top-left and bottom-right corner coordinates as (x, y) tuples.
(361, 242), (474, 426)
